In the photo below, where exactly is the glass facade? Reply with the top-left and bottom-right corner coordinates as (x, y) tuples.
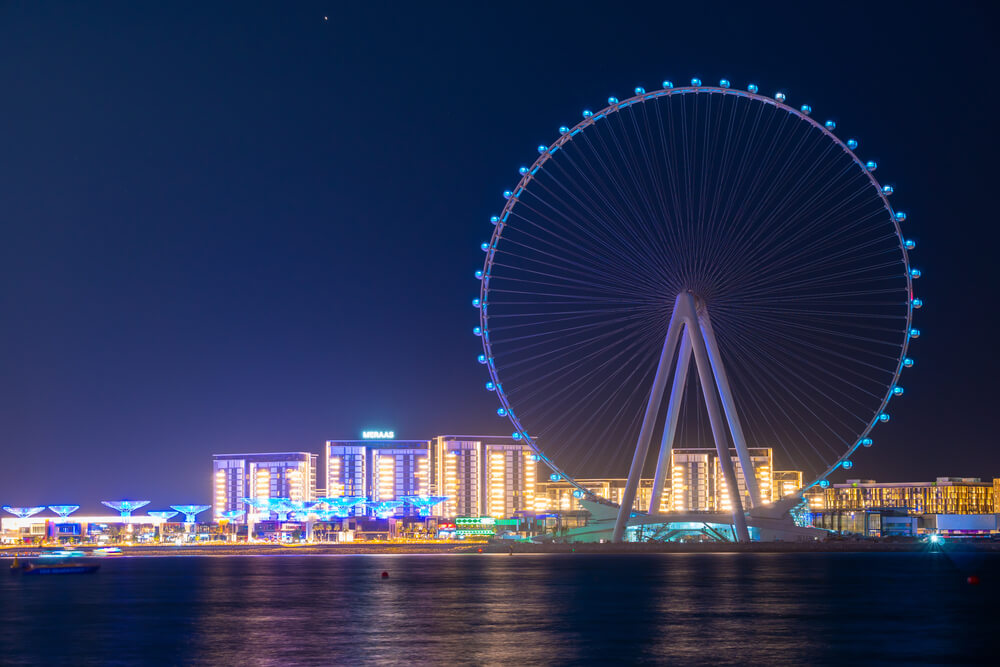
(814, 478), (994, 515)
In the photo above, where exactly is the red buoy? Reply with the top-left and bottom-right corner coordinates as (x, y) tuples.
(477, 548), (483, 553)
(381, 571), (389, 578)
(967, 575), (980, 585)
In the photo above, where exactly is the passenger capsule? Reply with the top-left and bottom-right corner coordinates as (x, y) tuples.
(634, 86), (646, 94)
(882, 185), (894, 195)
(903, 357), (914, 368)
(842, 460), (853, 470)
(480, 242), (489, 251)
(662, 80), (674, 89)
(690, 78), (701, 87)
(879, 413), (890, 423)
(775, 92), (787, 102)
(800, 104), (812, 114)
(893, 386), (905, 396)
(511, 431), (521, 440)
(608, 96), (619, 105)
(895, 211), (907, 222)
(912, 298), (923, 309)
(475, 270), (483, 280)
(573, 489), (585, 499)
(861, 438), (874, 447)
(477, 354), (487, 364)
(824, 120), (837, 130)
(559, 125), (570, 134)
(846, 139), (859, 150)
(503, 190), (512, 199)
(519, 166), (528, 175)
(473, 326), (482, 336)
(747, 83), (759, 93)
(529, 454), (541, 462)
(537, 145), (547, 154)
(819, 480), (830, 489)
(866, 160), (878, 171)
(904, 239), (916, 250)
(497, 407), (507, 417)
(549, 473), (561, 482)
(485, 381), (495, 390)
(719, 79), (730, 88)
(582, 110), (593, 118)
(472, 298), (481, 308)
(910, 268), (921, 278)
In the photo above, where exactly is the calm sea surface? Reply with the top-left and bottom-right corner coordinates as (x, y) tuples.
(0, 552), (994, 665)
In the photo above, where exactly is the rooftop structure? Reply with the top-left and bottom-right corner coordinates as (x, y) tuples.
(47, 505), (81, 518)
(101, 500), (151, 520)
(170, 505), (212, 523)
(2, 506), (46, 519)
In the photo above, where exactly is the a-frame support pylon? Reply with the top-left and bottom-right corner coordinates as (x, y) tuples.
(611, 292), (762, 543)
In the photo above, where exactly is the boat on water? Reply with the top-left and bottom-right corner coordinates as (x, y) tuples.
(91, 547), (123, 557)
(10, 554), (100, 575)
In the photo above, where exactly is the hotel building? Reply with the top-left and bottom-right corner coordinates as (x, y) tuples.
(323, 437), (431, 516)
(809, 478), (995, 515)
(212, 452), (317, 519)
(428, 436), (536, 518)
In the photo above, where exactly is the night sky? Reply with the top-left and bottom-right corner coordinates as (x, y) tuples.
(1, 2), (997, 510)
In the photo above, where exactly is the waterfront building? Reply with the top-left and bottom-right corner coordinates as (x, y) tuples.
(212, 452), (318, 519)
(772, 471), (803, 501)
(812, 478), (995, 515)
(323, 436), (431, 516)
(429, 436), (536, 518)
(669, 447), (782, 511)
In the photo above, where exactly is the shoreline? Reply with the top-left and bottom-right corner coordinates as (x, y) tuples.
(4, 540), (1000, 557)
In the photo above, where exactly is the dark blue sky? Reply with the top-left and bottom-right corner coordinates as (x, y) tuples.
(1, 2), (997, 509)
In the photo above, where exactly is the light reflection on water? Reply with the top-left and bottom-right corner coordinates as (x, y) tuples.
(0, 553), (993, 665)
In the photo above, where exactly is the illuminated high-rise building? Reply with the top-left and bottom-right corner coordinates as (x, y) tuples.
(323, 435), (430, 516)
(816, 478), (994, 514)
(212, 452), (317, 520)
(430, 437), (482, 517)
(429, 436), (536, 518)
(772, 471), (803, 500)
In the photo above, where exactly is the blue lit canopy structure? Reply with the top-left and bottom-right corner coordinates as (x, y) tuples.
(399, 495), (448, 517)
(219, 510), (245, 520)
(313, 496), (367, 517)
(102, 500), (151, 520)
(47, 505), (81, 518)
(147, 510), (179, 521)
(170, 505), (211, 524)
(366, 500), (405, 519)
(475, 78), (918, 543)
(2, 506), (45, 519)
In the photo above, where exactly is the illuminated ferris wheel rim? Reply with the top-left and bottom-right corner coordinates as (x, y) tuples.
(474, 79), (918, 498)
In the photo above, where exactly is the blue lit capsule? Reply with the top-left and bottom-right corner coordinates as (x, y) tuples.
(559, 125), (570, 134)
(474, 269), (483, 280)
(895, 211), (907, 222)
(503, 190), (512, 199)
(472, 298), (481, 308)
(477, 354), (487, 364)
(549, 473), (561, 482)
(747, 83), (759, 93)
(490, 215), (499, 225)
(903, 357), (914, 368)
(608, 96), (619, 105)
(537, 145), (547, 154)
(866, 160), (878, 171)
(861, 438), (874, 447)
(511, 431), (521, 439)
(662, 80), (674, 89)
(842, 460), (853, 470)
(825, 120), (837, 130)
(775, 92), (786, 102)
(847, 139), (859, 150)
(529, 454), (541, 462)
(519, 166), (528, 175)
(879, 413), (890, 423)
(582, 110), (593, 118)
(893, 386), (905, 396)
(882, 185), (894, 195)
(485, 381), (495, 390)
(480, 242), (489, 251)
(904, 239), (916, 250)
(800, 104), (812, 114)
(473, 326), (482, 336)
(497, 407), (507, 417)
(573, 489), (585, 499)
(819, 480), (830, 489)
(912, 298), (923, 309)
(719, 79), (730, 88)
(910, 268), (921, 279)
(634, 86), (646, 94)
(690, 78), (701, 86)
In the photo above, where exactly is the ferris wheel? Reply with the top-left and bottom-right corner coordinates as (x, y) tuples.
(473, 78), (919, 541)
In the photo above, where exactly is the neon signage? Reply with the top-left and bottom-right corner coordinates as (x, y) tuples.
(362, 430), (395, 440)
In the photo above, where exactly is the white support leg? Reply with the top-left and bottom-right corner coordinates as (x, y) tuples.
(680, 293), (751, 543)
(612, 300), (685, 543)
(649, 335), (692, 513)
(698, 309), (762, 509)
